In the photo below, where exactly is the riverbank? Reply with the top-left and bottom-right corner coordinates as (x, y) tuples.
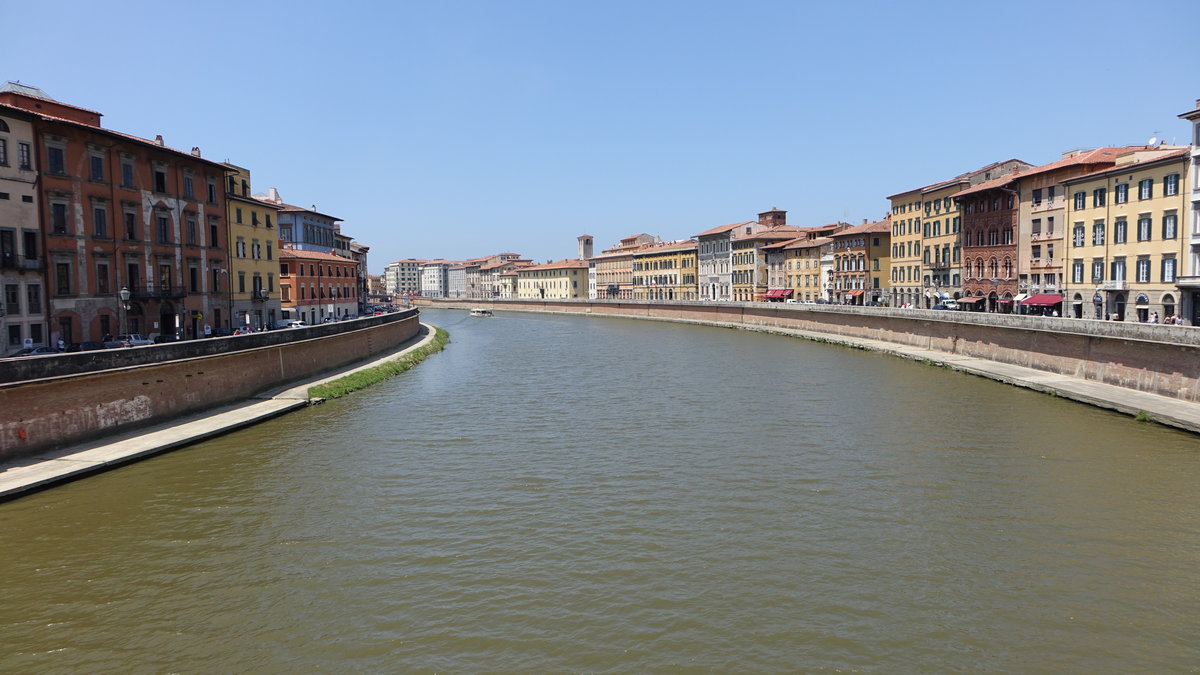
(0, 323), (443, 502)
(423, 301), (1200, 436)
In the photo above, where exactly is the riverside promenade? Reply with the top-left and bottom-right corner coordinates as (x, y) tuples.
(0, 323), (440, 502)
(421, 300), (1200, 436)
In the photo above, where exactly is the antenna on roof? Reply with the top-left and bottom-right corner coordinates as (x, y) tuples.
(1148, 132), (1161, 148)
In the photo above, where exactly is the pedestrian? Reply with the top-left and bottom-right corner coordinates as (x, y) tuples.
(1150, 312), (1159, 324)
(57, 338), (65, 351)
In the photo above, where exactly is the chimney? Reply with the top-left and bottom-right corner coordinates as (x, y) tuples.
(190, 146), (201, 157)
(863, 218), (868, 224)
(155, 135), (164, 146)
(267, 187), (281, 203)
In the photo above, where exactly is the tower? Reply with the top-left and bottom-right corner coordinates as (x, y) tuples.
(577, 234), (594, 259)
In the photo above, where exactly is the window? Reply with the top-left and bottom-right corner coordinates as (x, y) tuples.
(238, 272), (245, 293)
(1032, 188), (1042, 205)
(1115, 183), (1128, 204)
(26, 284), (41, 313)
(55, 262), (71, 295)
(207, 179), (217, 204)
(1092, 222), (1105, 246)
(189, 266), (199, 292)
(1163, 257), (1177, 282)
(209, 217), (219, 246)
(1137, 217), (1152, 242)
(1165, 173), (1179, 196)
(187, 218), (197, 245)
(1110, 259), (1125, 281)
(158, 264), (172, 292)
(93, 205), (108, 238)
(235, 207), (243, 224)
(266, 243), (272, 260)
(0, 138), (7, 166)
(1136, 258), (1150, 283)
(1032, 218), (1041, 235)
(1091, 260), (1104, 282)
(89, 154), (104, 181)
(121, 161), (134, 188)
(4, 283), (18, 315)
(1138, 178), (1153, 200)
(16, 142), (31, 170)
(154, 168), (167, 193)
(1114, 220), (1127, 244)
(1092, 188), (1107, 207)
(184, 175), (194, 199)
(1073, 191), (1086, 210)
(124, 211), (138, 240)
(157, 215), (170, 242)
(265, 213), (273, 228)
(1072, 260), (1084, 284)
(51, 202), (68, 234)
(1163, 213), (1178, 239)
(47, 145), (65, 174)
(97, 262), (110, 295)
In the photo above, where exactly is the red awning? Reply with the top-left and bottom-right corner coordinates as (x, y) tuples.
(846, 290), (864, 297)
(765, 289), (794, 298)
(958, 296), (986, 304)
(1019, 293), (1064, 307)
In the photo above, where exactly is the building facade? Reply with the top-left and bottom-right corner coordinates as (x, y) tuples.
(1063, 147), (1190, 322)
(279, 249), (360, 324)
(516, 259), (588, 299)
(0, 102), (44, 351)
(831, 220), (890, 305)
(223, 163), (282, 330)
(630, 240), (697, 301)
(1176, 99), (1200, 324)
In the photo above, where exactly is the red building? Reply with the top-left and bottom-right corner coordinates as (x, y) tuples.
(957, 174), (1020, 312)
(0, 84), (229, 342)
(279, 248), (360, 324)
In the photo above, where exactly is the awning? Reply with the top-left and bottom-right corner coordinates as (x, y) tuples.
(1019, 293), (1064, 307)
(846, 290), (864, 297)
(997, 298), (1014, 304)
(959, 296), (986, 304)
(764, 289), (794, 299)
(1013, 293), (1030, 303)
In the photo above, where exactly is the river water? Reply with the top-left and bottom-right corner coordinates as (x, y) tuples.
(1, 308), (1198, 672)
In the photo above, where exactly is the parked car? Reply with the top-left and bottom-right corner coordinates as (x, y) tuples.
(7, 346), (59, 357)
(153, 334), (181, 344)
(273, 320), (307, 329)
(64, 341), (106, 352)
(113, 334), (154, 347)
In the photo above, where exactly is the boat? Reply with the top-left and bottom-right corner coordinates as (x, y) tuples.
(469, 308), (494, 317)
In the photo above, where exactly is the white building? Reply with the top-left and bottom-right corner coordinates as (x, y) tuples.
(1178, 98), (1200, 324)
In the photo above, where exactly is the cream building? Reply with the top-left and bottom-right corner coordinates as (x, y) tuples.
(1062, 146), (1190, 321)
(516, 259), (588, 299)
(0, 104), (44, 350)
(1176, 99), (1200, 324)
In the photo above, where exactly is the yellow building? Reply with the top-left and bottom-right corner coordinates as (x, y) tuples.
(732, 227), (799, 301)
(516, 259), (588, 299)
(631, 239), (698, 301)
(887, 187), (924, 308)
(223, 163), (283, 329)
(1062, 146), (1190, 321)
(783, 236), (834, 303)
(920, 182), (963, 302)
(591, 233), (656, 299)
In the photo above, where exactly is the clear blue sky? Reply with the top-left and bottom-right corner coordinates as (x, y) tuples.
(5, 0), (1198, 272)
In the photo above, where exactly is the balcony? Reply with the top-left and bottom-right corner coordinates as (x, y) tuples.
(251, 289), (270, 301)
(0, 253), (42, 270)
(1030, 196), (1063, 214)
(1101, 280), (1128, 291)
(927, 260), (950, 270)
(130, 284), (187, 299)
(1028, 258), (1060, 269)
(1175, 275), (1200, 289)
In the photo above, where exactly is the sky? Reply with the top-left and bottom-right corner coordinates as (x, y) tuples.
(4, 0), (1198, 273)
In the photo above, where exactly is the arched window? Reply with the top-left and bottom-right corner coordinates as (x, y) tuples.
(0, 119), (9, 132)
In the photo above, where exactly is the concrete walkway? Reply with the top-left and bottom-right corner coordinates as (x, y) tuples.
(0, 323), (440, 502)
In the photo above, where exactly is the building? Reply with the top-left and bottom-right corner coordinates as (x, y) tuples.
(384, 258), (423, 297)
(1062, 146), (1190, 322)
(516, 259), (588, 299)
(956, 174), (1023, 312)
(830, 220), (890, 305)
(1176, 99), (1200, 324)
(257, 188), (341, 254)
(279, 248), (360, 324)
(731, 223), (800, 301)
(419, 260), (454, 297)
(630, 239), (698, 301)
(591, 233), (655, 299)
(223, 163), (282, 330)
(1011, 147), (1141, 313)
(696, 209), (786, 301)
(888, 160), (1031, 308)
(0, 83), (229, 343)
(0, 101), (44, 351)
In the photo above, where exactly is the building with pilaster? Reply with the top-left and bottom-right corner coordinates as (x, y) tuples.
(0, 101), (44, 351)
(223, 162), (282, 330)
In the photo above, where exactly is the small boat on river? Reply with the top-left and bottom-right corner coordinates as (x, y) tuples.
(469, 308), (494, 317)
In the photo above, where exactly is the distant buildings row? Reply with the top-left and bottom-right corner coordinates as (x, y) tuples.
(0, 83), (373, 350)
(390, 97), (1200, 324)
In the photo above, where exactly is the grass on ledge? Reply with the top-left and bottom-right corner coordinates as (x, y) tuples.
(308, 327), (449, 400)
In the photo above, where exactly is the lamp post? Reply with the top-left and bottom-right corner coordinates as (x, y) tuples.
(118, 286), (131, 337)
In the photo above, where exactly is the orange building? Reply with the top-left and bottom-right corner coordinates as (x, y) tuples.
(279, 248), (360, 324)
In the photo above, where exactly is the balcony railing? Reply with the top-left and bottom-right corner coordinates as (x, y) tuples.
(251, 289), (270, 301)
(130, 284), (187, 299)
(1, 253), (43, 270)
(1101, 280), (1128, 291)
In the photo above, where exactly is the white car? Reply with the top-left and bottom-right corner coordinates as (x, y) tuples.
(115, 334), (154, 346)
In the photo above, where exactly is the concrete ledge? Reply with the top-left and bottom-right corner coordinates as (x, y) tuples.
(0, 323), (441, 502)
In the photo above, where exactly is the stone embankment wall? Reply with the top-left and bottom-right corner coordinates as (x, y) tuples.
(0, 310), (420, 460)
(421, 299), (1200, 402)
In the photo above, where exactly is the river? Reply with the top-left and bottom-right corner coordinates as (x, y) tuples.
(1, 307), (1197, 672)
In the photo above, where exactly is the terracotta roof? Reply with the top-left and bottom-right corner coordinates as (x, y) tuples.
(734, 226), (802, 242)
(0, 102), (229, 170)
(1060, 147), (1191, 185)
(888, 159), (1028, 200)
(632, 239), (697, 255)
(696, 221), (755, 237)
(998, 146), (1146, 181)
(952, 172), (1019, 198)
(279, 248), (361, 263)
(832, 220), (889, 237)
(519, 258), (589, 271)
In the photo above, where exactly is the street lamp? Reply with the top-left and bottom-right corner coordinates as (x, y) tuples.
(119, 286), (131, 336)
